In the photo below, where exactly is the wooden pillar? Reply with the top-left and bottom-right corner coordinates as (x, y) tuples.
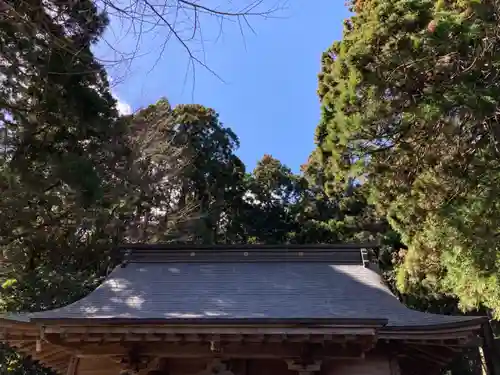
(481, 322), (499, 375)
(66, 356), (80, 375)
(389, 357), (401, 375)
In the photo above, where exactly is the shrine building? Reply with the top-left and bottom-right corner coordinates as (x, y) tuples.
(0, 244), (495, 375)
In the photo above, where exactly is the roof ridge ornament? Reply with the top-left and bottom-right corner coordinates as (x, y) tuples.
(121, 248), (132, 268)
(361, 247), (382, 273)
(361, 248), (370, 268)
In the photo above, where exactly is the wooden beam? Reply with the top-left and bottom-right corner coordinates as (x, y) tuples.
(379, 324), (482, 340)
(36, 348), (68, 361)
(50, 333), (359, 345)
(400, 338), (481, 348)
(48, 341), (370, 360)
(406, 345), (452, 366)
(398, 357), (441, 375)
(35, 352), (71, 368)
(43, 326), (378, 336)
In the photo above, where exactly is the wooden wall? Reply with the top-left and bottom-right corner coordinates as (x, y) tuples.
(73, 353), (400, 375)
(323, 356), (399, 375)
(164, 354), (399, 375)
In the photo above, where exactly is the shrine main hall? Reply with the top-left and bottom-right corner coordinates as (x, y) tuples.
(0, 244), (496, 375)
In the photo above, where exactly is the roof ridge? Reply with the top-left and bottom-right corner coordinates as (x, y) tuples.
(119, 243), (379, 250)
(119, 244), (379, 265)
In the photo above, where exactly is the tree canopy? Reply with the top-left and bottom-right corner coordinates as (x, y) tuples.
(1, 0), (498, 374)
(316, 0), (500, 317)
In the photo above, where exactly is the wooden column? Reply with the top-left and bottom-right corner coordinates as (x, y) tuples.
(66, 356), (80, 375)
(389, 357), (401, 375)
(481, 322), (499, 375)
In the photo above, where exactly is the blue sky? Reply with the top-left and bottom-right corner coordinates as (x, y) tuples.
(96, 1), (348, 173)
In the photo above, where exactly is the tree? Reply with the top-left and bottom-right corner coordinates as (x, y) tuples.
(316, 0), (500, 317)
(123, 99), (246, 244)
(0, 2), (132, 373)
(0, 0), (124, 201)
(239, 155), (304, 243)
(0, 344), (55, 375)
(121, 98), (197, 243)
(3, 0), (286, 82)
(0, 0), (132, 312)
(99, 0), (287, 79)
(229, 153), (390, 247)
(170, 104), (245, 244)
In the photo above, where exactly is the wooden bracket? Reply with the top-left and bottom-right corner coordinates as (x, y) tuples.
(143, 358), (169, 375)
(203, 359), (234, 375)
(286, 359), (322, 375)
(119, 349), (151, 375)
(210, 339), (222, 354)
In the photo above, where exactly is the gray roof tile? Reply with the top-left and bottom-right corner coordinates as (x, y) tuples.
(28, 261), (479, 327)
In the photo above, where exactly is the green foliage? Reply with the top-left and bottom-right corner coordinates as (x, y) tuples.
(239, 155), (305, 244)
(0, 4), (130, 375)
(1, 2), (493, 375)
(215, 151), (391, 248)
(124, 99), (246, 244)
(316, 0), (500, 316)
(0, 345), (55, 375)
(0, 0), (131, 313)
(0, 0), (122, 206)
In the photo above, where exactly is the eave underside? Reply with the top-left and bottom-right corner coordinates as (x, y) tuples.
(0, 320), (484, 375)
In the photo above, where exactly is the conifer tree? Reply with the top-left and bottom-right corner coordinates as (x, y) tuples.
(0, 0), (130, 311)
(316, 0), (500, 316)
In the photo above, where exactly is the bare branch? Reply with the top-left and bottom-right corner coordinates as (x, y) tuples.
(97, 0), (288, 86)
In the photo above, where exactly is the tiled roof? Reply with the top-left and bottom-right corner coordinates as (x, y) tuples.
(24, 245), (482, 328)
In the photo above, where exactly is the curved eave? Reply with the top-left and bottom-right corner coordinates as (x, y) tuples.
(0, 315), (485, 375)
(382, 316), (487, 332)
(0, 315), (486, 341)
(0, 318), (72, 374)
(30, 315), (487, 332)
(379, 316), (486, 343)
(29, 317), (389, 327)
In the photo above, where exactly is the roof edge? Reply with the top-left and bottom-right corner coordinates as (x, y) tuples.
(29, 317), (389, 327)
(118, 243), (380, 250)
(381, 316), (488, 332)
(119, 243), (379, 265)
